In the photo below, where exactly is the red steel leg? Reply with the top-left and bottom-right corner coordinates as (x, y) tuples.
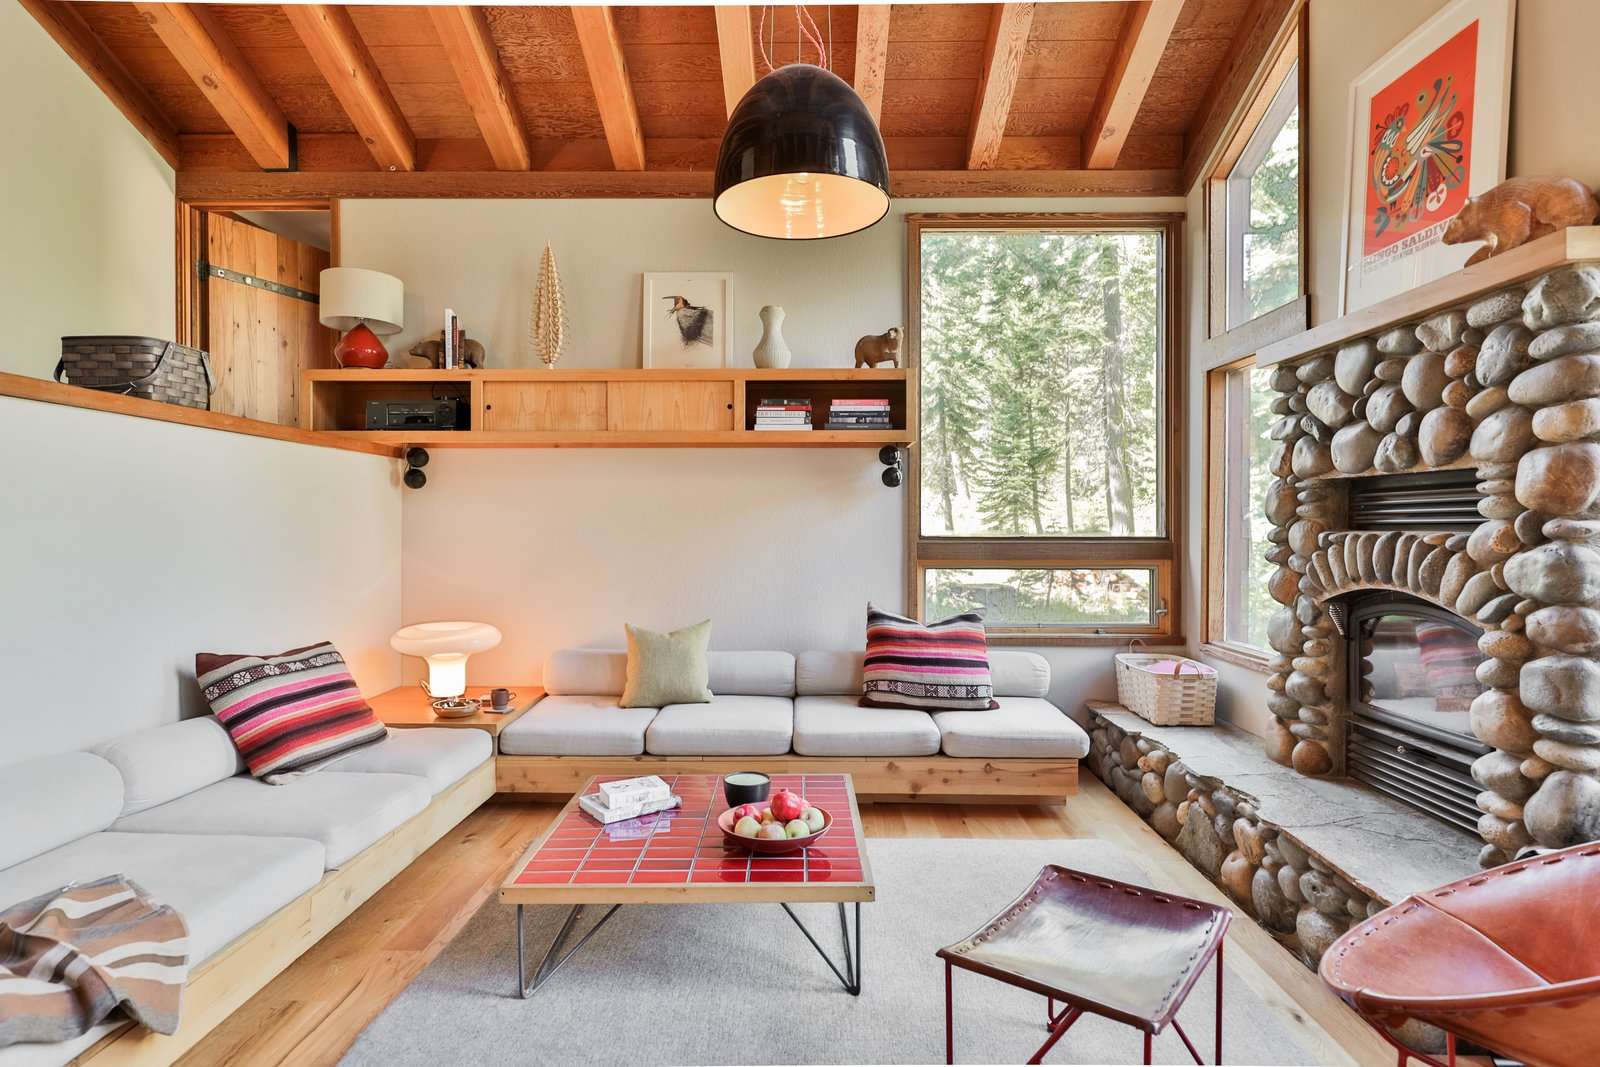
(1046, 996), (1054, 1029)
(1447, 1032), (1456, 1067)
(1215, 940), (1224, 1065)
(945, 960), (953, 1065)
(1027, 1006), (1082, 1065)
(1144, 1030), (1154, 1064)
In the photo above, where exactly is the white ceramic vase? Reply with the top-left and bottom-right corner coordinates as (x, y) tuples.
(752, 305), (792, 369)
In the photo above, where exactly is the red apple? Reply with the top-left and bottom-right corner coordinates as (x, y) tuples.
(770, 789), (805, 823)
(732, 803), (764, 822)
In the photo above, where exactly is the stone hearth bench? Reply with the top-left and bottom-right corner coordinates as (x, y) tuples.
(1084, 701), (1479, 971)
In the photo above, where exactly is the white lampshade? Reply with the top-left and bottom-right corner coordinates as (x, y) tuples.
(320, 267), (404, 335)
(390, 621), (501, 699)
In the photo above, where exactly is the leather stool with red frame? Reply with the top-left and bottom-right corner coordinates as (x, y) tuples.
(938, 865), (1230, 1065)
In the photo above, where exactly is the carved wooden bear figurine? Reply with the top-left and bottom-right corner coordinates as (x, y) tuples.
(854, 327), (901, 369)
(399, 332), (486, 369)
(1442, 177), (1600, 266)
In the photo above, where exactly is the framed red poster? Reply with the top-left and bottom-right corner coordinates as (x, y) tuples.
(1340, 0), (1515, 313)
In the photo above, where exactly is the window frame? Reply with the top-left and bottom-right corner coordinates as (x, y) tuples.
(904, 212), (1184, 645)
(1202, 355), (1275, 672)
(1200, 12), (1310, 365)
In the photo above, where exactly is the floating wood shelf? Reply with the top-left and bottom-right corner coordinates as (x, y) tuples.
(301, 367), (916, 449)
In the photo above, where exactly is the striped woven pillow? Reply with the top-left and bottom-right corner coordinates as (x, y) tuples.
(196, 641), (387, 783)
(860, 604), (999, 711)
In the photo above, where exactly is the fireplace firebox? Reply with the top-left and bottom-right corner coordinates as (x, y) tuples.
(1342, 592), (1490, 834)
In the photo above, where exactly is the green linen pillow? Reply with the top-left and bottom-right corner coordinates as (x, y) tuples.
(620, 620), (713, 707)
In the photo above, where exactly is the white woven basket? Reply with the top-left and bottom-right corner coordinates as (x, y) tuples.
(1114, 653), (1217, 726)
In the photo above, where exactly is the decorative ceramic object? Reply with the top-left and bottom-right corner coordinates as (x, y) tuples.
(752, 305), (791, 368)
(854, 327), (901, 368)
(532, 243), (568, 369)
(1442, 177), (1600, 266)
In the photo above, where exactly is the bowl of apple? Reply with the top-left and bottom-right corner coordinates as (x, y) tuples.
(717, 788), (831, 853)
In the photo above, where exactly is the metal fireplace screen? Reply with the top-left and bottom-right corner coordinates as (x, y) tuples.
(1345, 591), (1490, 834)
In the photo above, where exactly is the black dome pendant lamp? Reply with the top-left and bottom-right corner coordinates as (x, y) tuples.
(714, 62), (890, 240)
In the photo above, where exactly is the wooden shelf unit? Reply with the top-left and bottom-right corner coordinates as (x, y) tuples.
(300, 367), (915, 448)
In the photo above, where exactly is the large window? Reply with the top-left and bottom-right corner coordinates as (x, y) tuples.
(908, 215), (1180, 641)
(1205, 360), (1277, 656)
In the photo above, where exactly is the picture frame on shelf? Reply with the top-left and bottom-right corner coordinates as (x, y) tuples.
(641, 272), (733, 369)
(1338, 0), (1516, 314)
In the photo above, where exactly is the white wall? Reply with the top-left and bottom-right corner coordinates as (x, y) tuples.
(344, 196), (1185, 718)
(1, 1), (176, 381)
(1186, 0), (1600, 738)
(0, 399), (403, 765)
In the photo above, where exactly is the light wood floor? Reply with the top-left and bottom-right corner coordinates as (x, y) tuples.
(176, 777), (1392, 1067)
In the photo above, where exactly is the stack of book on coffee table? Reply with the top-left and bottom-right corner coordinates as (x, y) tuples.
(578, 775), (682, 824)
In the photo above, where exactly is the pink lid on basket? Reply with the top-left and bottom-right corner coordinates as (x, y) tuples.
(1143, 659), (1217, 676)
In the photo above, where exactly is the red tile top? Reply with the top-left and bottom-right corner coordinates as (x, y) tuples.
(512, 775), (864, 888)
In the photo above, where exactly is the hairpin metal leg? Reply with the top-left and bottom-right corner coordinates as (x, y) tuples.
(780, 900), (862, 995)
(515, 902), (622, 999)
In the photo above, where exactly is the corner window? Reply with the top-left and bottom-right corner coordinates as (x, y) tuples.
(1205, 359), (1277, 656)
(1223, 71), (1300, 330)
(908, 215), (1180, 642)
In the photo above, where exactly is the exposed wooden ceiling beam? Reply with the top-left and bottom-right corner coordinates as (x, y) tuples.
(20, 0), (180, 169)
(1182, 0), (1302, 189)
(1083, 0), (1186, 170)
(966, 3), (1035, 170)
(571, 6), (646, 172)
(132, 3), (291, 170)
(854, 5), (893, 124)
(713, 6), (756, 117)
(176, 168), (1184, 203)
(284, 4), (414, 173)
(427, 6), (532, 171)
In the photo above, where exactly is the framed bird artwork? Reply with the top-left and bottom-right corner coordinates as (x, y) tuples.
(641, 272), (733, 368)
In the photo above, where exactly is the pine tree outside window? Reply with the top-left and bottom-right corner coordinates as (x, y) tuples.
(1223, 68), (1300, 331)
(907, 214), (1181, 643)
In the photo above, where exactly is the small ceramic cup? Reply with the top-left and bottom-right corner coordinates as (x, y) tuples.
(490, 687), (512, 710)
(723, 771), (771, 808)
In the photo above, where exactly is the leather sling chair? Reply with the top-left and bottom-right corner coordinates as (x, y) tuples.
(1320, 841), (1600, 1067)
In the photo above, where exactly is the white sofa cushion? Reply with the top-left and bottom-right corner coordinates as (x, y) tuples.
(645, 696), (793, 756)
(706, 651), (795, 696)
(0, 753), (123, 871)
(498, 695), (658, 756)
(0, 831), (323, 963)
(92, 717), (243, 816)
(795, 651), (863, 696)
(110, 772), (430, 869)
(990, 651), (1052, 698)
(543, 650), (627, 695)
(792, 695), (940, 757)
(934, 697), (1090, 758)
(330, 727), (490, 794)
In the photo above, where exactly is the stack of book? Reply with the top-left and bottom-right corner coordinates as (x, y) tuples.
(578, 775), (682, 825)
(754, 397), (813, 431)
(826, 398), (893, 430)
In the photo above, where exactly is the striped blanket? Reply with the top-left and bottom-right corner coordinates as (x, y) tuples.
(0, 876), (188, 1048)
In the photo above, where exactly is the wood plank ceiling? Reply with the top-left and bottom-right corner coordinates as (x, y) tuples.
(25, 1), (1270, 199)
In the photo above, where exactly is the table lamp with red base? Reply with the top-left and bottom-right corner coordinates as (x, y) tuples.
(319, 267), (404, 369)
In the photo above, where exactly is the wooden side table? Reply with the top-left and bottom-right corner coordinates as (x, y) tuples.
(369, 684), (544, 737)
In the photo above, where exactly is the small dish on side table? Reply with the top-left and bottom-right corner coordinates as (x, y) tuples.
(717, 806), (833, 854)
(430, 697), (482, 719)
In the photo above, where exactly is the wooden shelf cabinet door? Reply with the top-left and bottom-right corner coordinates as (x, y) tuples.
(482, 381), (608, 431)
(606, 381), (735, 431)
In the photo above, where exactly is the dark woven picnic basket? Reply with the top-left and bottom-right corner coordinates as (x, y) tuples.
(56, 336), (213, 410)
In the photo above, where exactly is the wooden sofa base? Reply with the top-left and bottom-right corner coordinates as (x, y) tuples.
(75, 759), (496, 1067)
(494, 755), (1078, 801)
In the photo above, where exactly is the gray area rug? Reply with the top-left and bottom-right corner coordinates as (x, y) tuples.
(343, 839), (1319, 1066)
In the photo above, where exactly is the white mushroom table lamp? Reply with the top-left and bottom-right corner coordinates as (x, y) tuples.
(390, 621), (502, 699)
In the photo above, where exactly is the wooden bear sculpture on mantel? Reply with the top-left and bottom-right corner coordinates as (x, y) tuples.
(853, 327), (901, 369)
(1441, 176), (1600, 266)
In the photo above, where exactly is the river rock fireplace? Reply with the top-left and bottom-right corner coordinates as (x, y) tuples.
(1262, 256), (1600, 868)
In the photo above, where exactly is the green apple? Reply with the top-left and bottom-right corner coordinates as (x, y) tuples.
(784, 819), (810, 838)
(734, 815), (762, 838)
(758, 823), (789, 841)
(802, 807), (826, 832)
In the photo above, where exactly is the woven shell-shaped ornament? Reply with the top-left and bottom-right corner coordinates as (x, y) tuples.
(531, 243), (568, 368)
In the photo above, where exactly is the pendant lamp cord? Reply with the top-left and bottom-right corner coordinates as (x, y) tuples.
(757, 5), (827, 72)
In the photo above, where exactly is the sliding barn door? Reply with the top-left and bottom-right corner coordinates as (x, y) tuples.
(203, 214), (335, 425)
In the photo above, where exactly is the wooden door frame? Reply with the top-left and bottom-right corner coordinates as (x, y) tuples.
(175, 197), (338, 348)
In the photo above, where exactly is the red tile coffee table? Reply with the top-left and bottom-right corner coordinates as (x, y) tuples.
(499, 773), (874, 999)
